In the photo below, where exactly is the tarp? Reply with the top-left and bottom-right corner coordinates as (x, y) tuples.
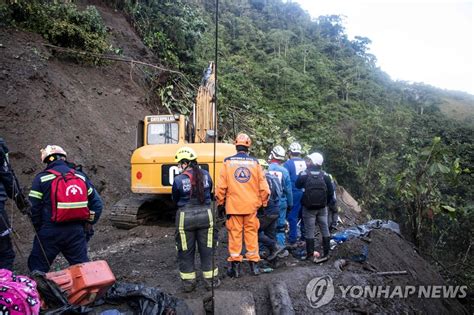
(332, 219), (400, 243)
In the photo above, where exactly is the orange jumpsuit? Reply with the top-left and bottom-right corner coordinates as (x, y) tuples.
(215, 152), (270, 262)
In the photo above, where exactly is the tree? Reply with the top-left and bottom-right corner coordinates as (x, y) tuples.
(396, 137), (461, 246)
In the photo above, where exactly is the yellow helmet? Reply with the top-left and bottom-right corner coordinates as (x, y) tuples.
(41, 145), (67, 163)
(258, 158), (268, 169)
(175, 146), (197, 162)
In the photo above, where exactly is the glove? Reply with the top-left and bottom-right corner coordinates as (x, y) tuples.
(15, 193), (31, 215)
(217, 205), (225, 217)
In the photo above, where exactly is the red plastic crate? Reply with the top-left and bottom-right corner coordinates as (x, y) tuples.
(46, 260), (116, 305)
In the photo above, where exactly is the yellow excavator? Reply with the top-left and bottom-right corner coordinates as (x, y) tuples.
(110, 62), (235, 229)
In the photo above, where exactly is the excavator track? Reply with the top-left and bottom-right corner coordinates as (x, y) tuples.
(110, 195), (173, 229)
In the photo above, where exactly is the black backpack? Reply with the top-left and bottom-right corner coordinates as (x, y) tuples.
(301, 171), (327, 209)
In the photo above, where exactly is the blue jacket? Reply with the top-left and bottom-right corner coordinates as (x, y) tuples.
(28, 160), (103, 229)
(172, 168), (213, 208)
(0, 142), (14, 202)
(268, 162), (293, 208)
(262, 172), (281, 216)
(283, 157), (307, 192)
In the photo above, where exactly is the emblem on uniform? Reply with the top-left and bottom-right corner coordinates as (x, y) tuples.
(234, 167), (251, 183)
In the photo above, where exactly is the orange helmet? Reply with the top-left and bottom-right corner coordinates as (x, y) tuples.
(234, 133), (252, 147)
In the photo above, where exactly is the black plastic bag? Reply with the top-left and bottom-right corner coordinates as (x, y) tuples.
(104, 282), (191, 315)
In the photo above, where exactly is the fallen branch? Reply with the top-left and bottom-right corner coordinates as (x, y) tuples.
(375, 271), (408, 276)
(462, 241), (472, 264)
(42, 43), (196, 89)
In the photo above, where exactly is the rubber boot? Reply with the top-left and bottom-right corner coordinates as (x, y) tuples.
(204, 277), (221, 291)
(267, 243), (285, 261)
(304, 238), (315, 260)
(182, 280), (196, 293)
(249, 261), (260, 276)
(227, 261), (241, 278)
(313, 237), (330, 264)
(323, 237), (330, 257)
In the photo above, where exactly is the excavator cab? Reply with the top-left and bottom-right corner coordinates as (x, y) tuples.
(136, 114), (184, 148)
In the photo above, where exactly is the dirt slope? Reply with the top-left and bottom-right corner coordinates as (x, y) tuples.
(0, 19), (151, 205)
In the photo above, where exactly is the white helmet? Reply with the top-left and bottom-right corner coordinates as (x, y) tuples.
(307, 152), (324, 166)
(270, 145), (286, 161)
(288, 142), (302, 154)
(41, 145), (67, 163)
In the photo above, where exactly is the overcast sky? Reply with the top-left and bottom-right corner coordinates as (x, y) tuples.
(294, 0), (474, 95)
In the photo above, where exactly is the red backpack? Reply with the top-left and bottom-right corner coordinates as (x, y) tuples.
(47, 169), (90, 223)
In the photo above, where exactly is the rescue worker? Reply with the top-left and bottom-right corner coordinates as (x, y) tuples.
(28, 145), (103, 272)
(257, 159), (285, 261)
(295, 152), (334, 263)
(216, 133), (270, 277)
(172, 147), (219, 292)
(268, 145), (293, 251)
(327, 174), (339, 232)
(0, 139), (16, 270)
(283, 142), (307, 246)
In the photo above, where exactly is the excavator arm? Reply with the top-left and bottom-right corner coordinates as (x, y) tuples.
(192, 62), (216, 143)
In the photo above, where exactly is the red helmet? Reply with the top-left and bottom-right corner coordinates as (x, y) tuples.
(234, 133), (252, 147)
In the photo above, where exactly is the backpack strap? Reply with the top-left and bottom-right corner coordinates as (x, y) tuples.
(46, 169), (61, 176)
(183, 170), (193, 182)
(47, 168), (76, 176)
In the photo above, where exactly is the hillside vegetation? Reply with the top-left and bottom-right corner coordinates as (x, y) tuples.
(1, 0), (473, 289)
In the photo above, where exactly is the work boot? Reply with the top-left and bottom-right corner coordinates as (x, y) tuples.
(277, 249), (289, 258)
(266, 244), (285, 261)
(323, 236), (330, 257)
(305, 238), (315, 260)
(249, 261), (260, 276)
(204, 277), (221, 291)
(313, 237), (331, 264)
(182, 280), (196, 293)
(227, 261), (241, 278)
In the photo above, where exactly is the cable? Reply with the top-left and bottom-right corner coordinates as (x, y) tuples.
(211, 0), (219, 312)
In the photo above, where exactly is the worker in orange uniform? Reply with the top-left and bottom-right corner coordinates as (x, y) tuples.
(216, 133), (270, 277)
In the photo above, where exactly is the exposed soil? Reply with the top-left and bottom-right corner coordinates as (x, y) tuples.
(0, 4), (470, 314)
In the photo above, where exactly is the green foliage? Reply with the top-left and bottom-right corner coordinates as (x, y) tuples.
(1, 1), (108, 56)
(123, 0), (206, 70)
(396, 137), (463, 245)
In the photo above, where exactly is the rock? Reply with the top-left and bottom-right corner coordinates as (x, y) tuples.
(184, 299), (205, 315)
(211, 291), (256, 315)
